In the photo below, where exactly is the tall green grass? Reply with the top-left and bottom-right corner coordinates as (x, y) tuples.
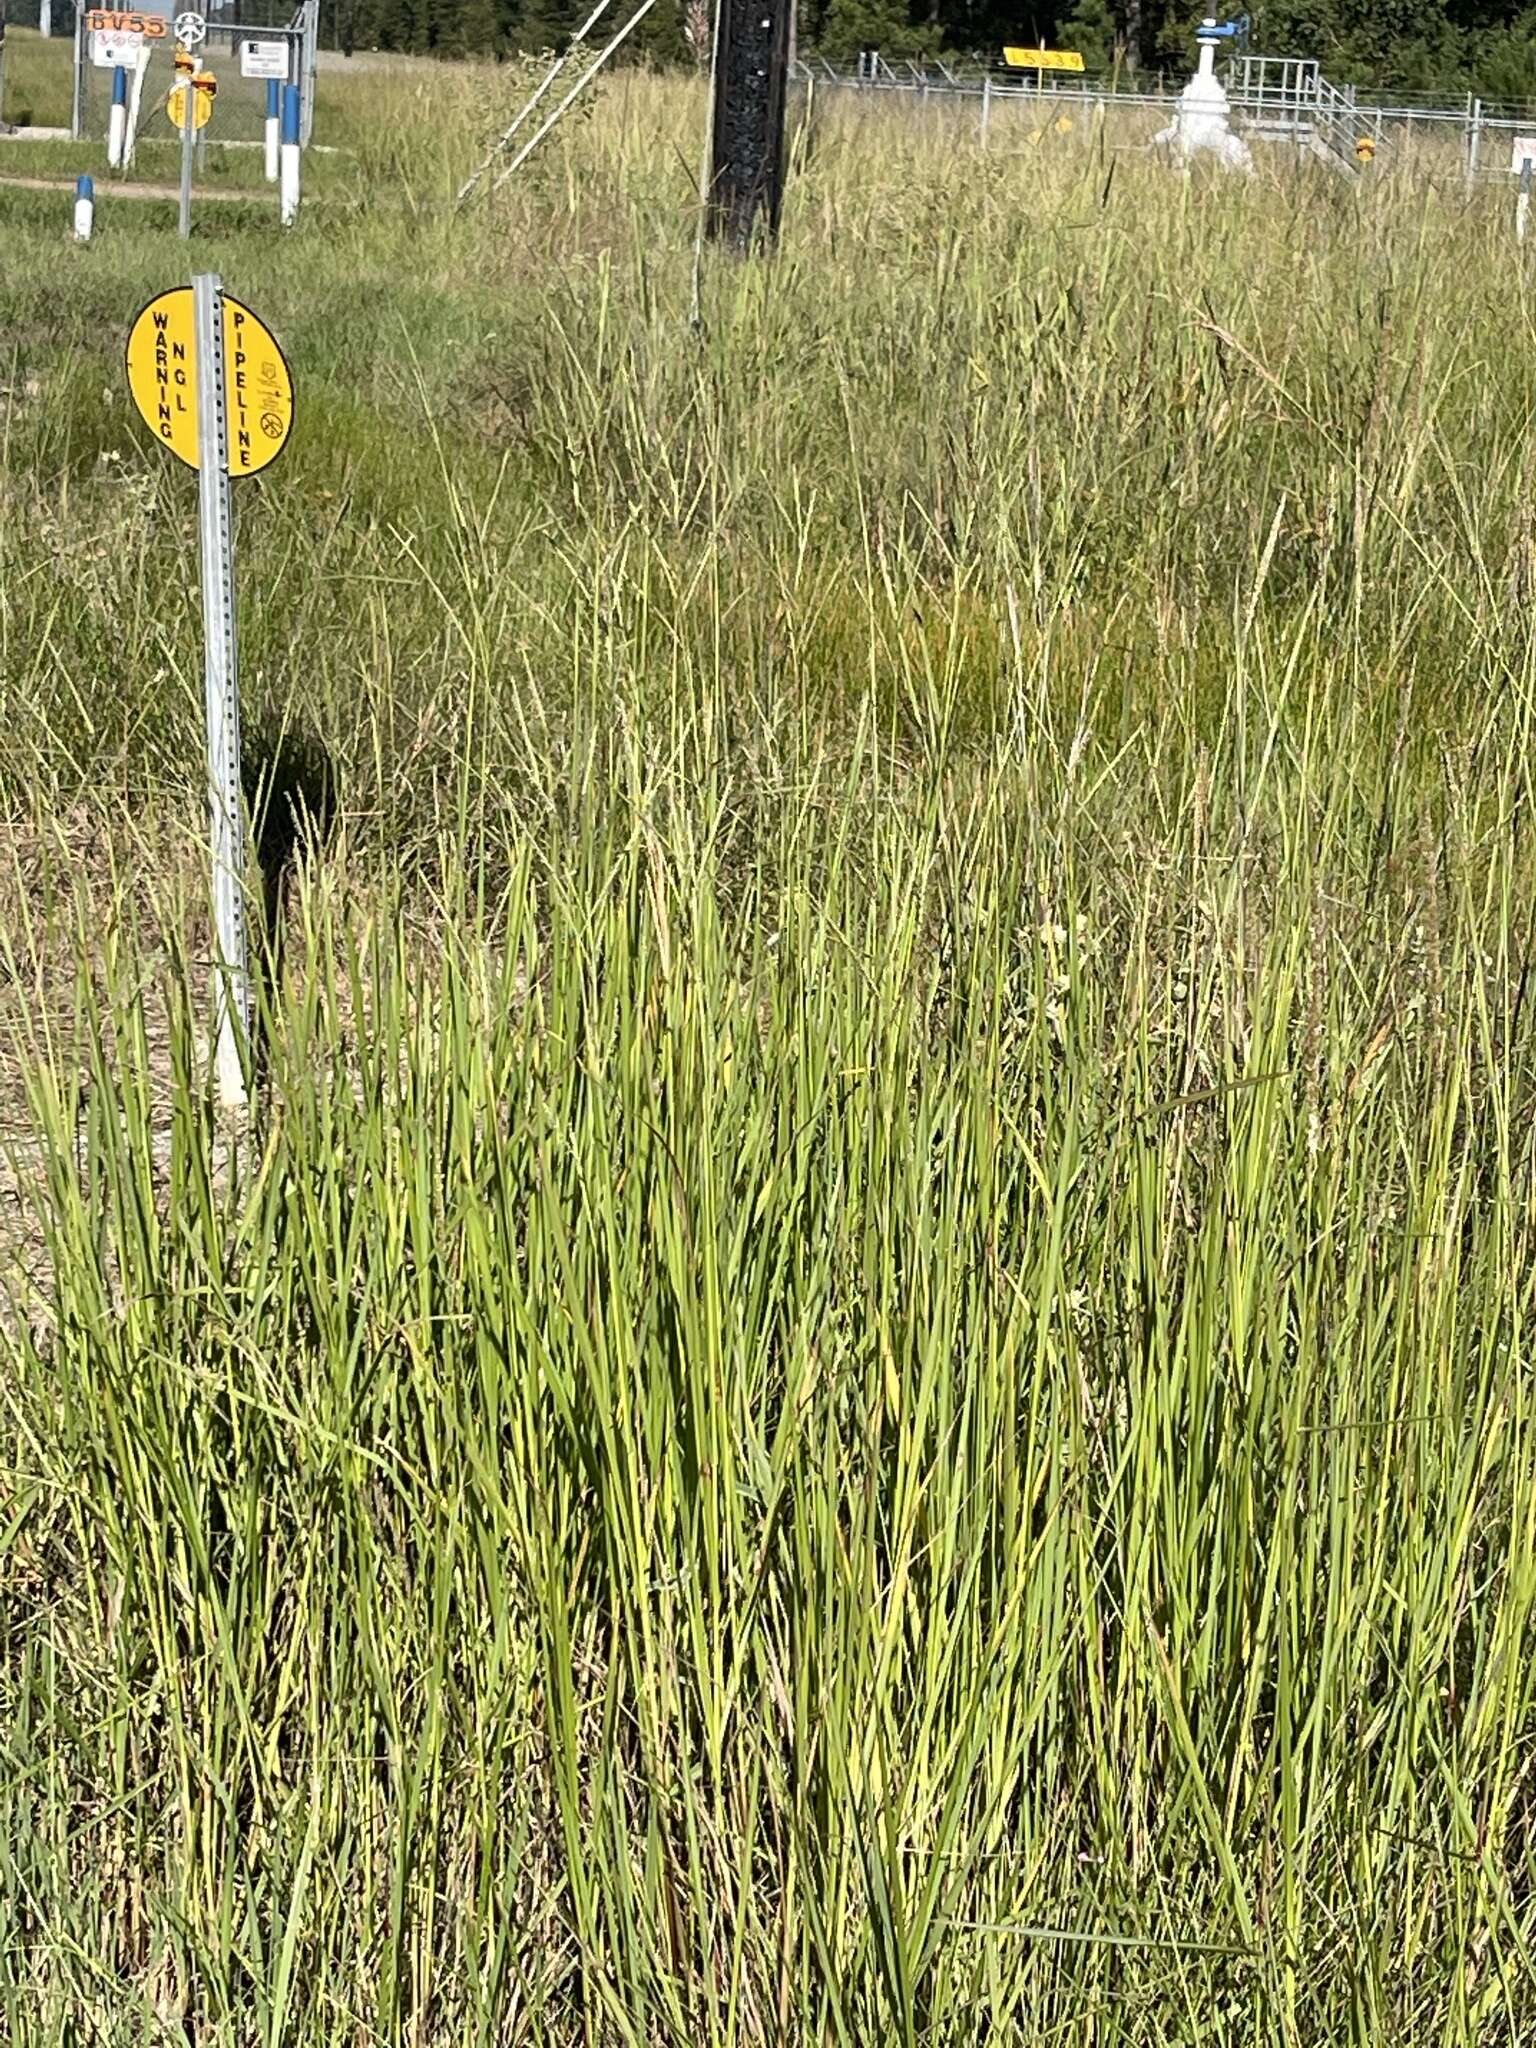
(4, 72), (1536, 2044)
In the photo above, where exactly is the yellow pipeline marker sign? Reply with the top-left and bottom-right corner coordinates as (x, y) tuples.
(125, 287), (294, 476)
(167, 74), (216, 129)
(1004, 47), (1085, 69)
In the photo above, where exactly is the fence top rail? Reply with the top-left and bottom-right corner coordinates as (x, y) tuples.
(796, 56), (1536, 130)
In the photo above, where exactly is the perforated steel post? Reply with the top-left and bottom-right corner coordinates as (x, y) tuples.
(193, 273), (249, 1110)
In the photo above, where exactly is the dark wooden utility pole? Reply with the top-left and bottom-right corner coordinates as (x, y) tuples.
(707, 0), (792, 249)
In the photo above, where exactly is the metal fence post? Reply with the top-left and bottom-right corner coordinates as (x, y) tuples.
(301, 0), (318, 147)
(70, 10), (83, 140)
(980, 70), (990, 148)
(1466, 94), (1481, 191)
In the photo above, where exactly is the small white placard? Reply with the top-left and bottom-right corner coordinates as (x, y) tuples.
(240, 38), (289, 78)
(1512, 136), (1536, 172)
(91, 26), (144, 64)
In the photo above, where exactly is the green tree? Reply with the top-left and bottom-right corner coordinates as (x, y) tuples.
(1472, 7), (1536, 98)
(1057, 0), (1119, 67)
(633, 0), (690, 67)
(815, 0), (942, 61)
(508, 0), (576, 52)
(433, 0), (499, 53)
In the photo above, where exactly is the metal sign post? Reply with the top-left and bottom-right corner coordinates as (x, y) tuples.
(70, 10), (83, 137)
(124, 282), (294, 1112)
(174, 39), (198, 232)
(193, 272), (249, 1110)
(177, 80), (195, 235)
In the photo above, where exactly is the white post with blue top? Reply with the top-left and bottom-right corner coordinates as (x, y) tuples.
(264, 78), (280, 183)
(73, 173), (94, 241)
(279, 82), (300, 224)
(107, 64), (127, 168)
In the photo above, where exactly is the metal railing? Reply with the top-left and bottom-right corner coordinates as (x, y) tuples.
(1223, 58), (1376, 168)
(1307, 75), (1373, 166)
(1223, 53), (1320, 118)
(795, 51), (1536, 182)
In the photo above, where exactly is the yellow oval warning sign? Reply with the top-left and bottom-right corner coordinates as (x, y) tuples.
(125, 287), (294, 478)
(166, 77), (215, 130)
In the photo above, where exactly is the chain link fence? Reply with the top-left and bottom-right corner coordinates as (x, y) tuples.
(73, 9), (311, 149)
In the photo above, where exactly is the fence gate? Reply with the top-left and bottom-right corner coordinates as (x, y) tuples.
(73, 0), (316, 151)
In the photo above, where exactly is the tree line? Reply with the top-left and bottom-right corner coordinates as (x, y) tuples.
(330, 0), (1536, 106)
